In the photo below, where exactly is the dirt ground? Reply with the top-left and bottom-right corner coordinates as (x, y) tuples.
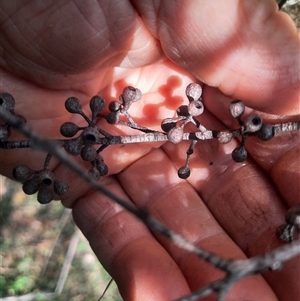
(282, 1), (300, 29)
(1, 175), (122, 301)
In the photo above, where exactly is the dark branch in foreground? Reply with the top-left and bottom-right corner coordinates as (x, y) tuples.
(175, 239), (300, 301)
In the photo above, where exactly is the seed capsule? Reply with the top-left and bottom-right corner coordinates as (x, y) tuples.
(178, 166), (191, 179)
(106, 112), (119, 124)
(276, 224), (295, 242)
(121, 86), (142, 107)
(54, 180), (69, 195)
(82, 127), (99, 144)
(185, 83), (202, 102)
(229, 100), (245, 118)
(23, 177), (39, 195)
(81, 145), (97, 161)
(109, 101), (121, 112)
(167, 126), (184, 144)
(188, 100), (204, 117)
(13, 165), (34, 181)
(37, 187), (53, 204)
(232, 146), (247, 162)
(161, 118), (177, 132)
(176, 105), (189, 117)
(64, 138), (83, 156)
(94, 158), (108, 176)
(0, 93), (15, 113)
(88, 167), (101, 180)
(217, 131), (233, 144)
(255, 123), (274, 141)
(90, 96), (105, 116)
(244, 114), (262, 132)
(65, 97), (83, 114)
(285, 205), (300, 229)
(38, 170), (54, 186)
(60, 122), (80, 137)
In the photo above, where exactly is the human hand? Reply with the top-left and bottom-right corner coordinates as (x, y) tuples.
(0, 1), (299, 300)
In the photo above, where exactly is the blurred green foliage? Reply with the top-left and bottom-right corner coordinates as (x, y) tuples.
(0, 176), (122, 300)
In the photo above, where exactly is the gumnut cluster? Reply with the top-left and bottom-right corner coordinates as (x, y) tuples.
(223, 100), (274, 162)
(13, 165), (68, 204)
(161, 83), (204, 143)
(0, 93), (26, 141)
(106, 86), (142, 125)
(277, 205), (300, 242)
(60, 95), (109, 180)
(160, 83), (208, 179)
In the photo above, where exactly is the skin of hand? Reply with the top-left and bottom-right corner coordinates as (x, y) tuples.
(0, 0), (299, 300)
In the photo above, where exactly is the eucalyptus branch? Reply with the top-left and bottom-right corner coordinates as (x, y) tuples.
(1, 105), (300, 301)
(4, 106), (290, 275)
(1, 82), (300, 300)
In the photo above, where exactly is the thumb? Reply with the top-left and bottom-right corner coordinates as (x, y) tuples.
(133, 0), (300, 115)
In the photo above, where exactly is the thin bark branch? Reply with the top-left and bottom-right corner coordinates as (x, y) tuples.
(1, 103), (300, 301)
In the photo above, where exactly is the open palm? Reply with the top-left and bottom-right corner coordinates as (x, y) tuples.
(1, 1), (299, 300)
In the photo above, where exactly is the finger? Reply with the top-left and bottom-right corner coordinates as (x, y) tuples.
(133, 0), (300, 115)
(161, 109), (300, 300)
(118, 149), (277, 300)
(71, 176), (191, 301)
(0, 0), (162, 88)
(203, 86), (300, 207)
(271, 145), (300, 207)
